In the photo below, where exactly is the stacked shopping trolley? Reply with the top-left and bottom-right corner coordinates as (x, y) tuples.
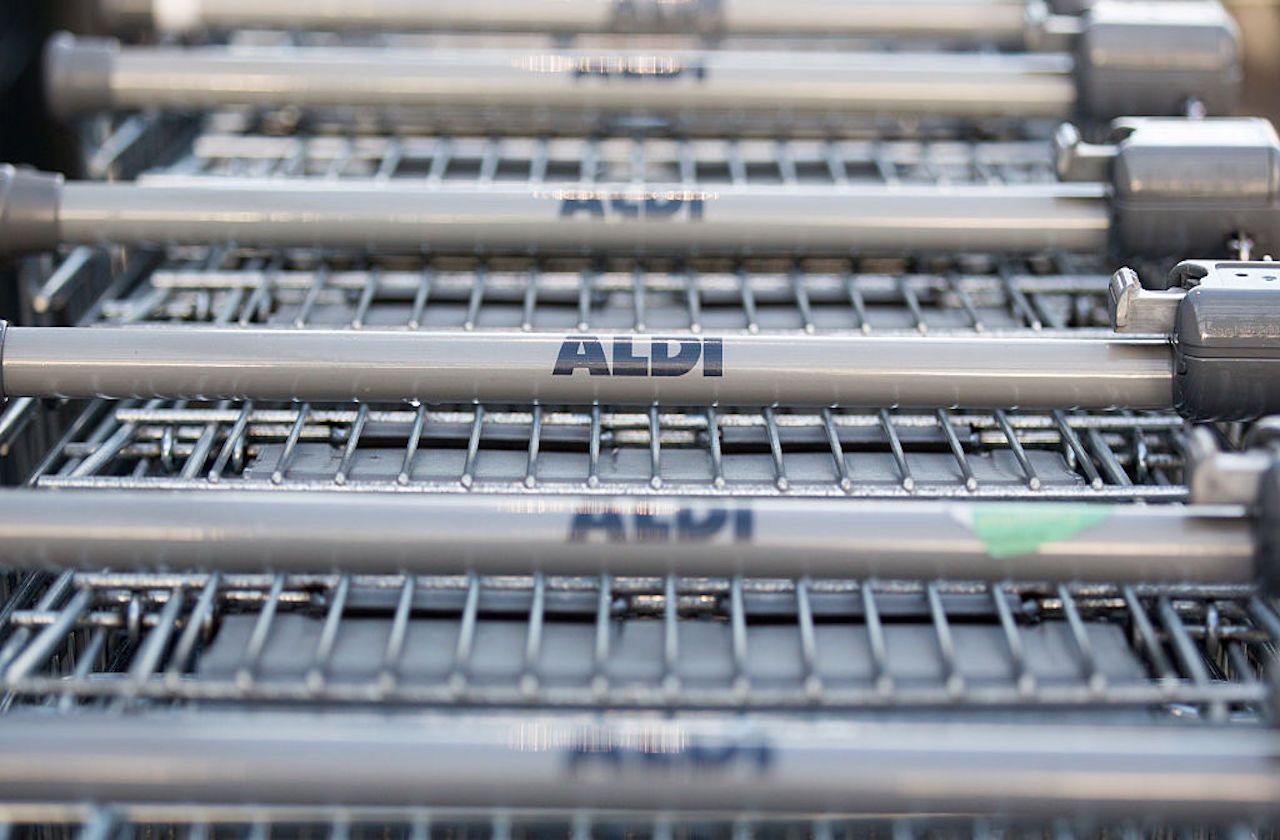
(2, 0), (1280, 836)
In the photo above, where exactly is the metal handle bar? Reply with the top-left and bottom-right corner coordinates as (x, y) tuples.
(0, 326), (1175, 410)
(0, 489), (1256, 583)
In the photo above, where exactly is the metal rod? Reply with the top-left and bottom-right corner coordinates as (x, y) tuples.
(101, 0), (1033, 42)
(50, 179), (1110, 256)
(0, 327), (1174, 409)
(0, 490), (1254, 583)
(46, 35), (1077, 121)
(0, 711), (1276, 819)
(32, 247), (96, 316)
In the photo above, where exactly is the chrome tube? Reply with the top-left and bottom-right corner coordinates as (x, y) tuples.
(45, 35), (1078, 120)
(0, 490), (1254, 583)
(0, 327), (1174, 409)
(100, 0), (1032, 42)
(53, 180), (1111, 256)
(0, 712), (1276, 819)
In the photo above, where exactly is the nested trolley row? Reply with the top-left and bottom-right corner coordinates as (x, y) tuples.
(13, 400), (1187, 499)
(53, 249), (1111, 335)
(0, 567), (1273, 714)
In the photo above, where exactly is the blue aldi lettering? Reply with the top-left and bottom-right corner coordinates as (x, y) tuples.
(568, 506), (753, 544)
(566, 735), (773, 773)
(560, 196), (705, 220)
(569, 60), (708, 82)
(552, 336), (723, 377)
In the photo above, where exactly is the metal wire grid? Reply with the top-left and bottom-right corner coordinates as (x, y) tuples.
(160, 128), (1059, 186)
(15, 30), (1263, 840)
(64, 53), (1069, 196)
(76, 113), (202, 182)
(17, 398), (1187, 499)
(70, 98), (1061, 187)
(57, 115), (1088, 339)
(47, 102), (1100, 337)
(57, 97), (1095, 341)
(0, 566), (1275, 714)
(0, 806), (1272, 840)
(6, 243), (1158, 501)
(95, 249), (1110, 334)
(1, 248), (159, 482)
(9, 117), (1167, 501)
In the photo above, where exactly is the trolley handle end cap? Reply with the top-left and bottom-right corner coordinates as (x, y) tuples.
(42, 32), (118, 120)
(0, 165), (63, 259)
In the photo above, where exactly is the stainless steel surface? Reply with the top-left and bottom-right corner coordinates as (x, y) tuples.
(47, 38), (1079, 121)
(52, 179), (1110, 255)
(1, 712), (1277, 818)
(0, 490), (1253, 582)
(0, 327), (1174, 409)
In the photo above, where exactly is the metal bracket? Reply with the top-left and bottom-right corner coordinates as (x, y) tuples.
(1110, 258), (1280, 334)
(1052, 123), (1115, 183)
(1186, 417), (1280, 593)
(1023, 0), (1084, 52)
(1185, 424), (1279, 505)
(1108, 267), (1183, 333)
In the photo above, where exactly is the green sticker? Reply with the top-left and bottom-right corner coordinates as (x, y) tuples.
(965, 504), (1114, 559)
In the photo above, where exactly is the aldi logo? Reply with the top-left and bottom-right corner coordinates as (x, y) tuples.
(552, 336), (723, 377)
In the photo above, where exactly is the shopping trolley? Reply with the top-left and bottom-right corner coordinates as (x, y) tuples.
(3, 5), (1280, 834)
